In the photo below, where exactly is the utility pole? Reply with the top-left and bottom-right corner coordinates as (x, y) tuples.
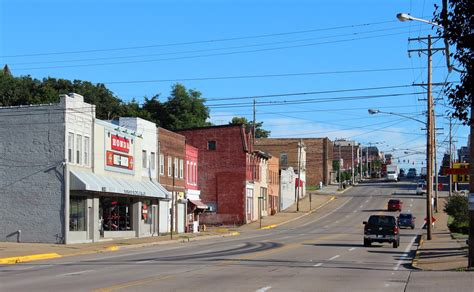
(296, 140), (302, 212)
(469, 80), (474, 268)
(253, 99), (256, 144)
(449, 117), (453, 197)
(170, 159), (175, 240)
(351, 142), (354, 184)
(434, 113), (439, 213)
(338, 143), (342, 190)
(409, 34), (446, 240)
(359, 144), (363, 181)
(366, 145), (369, 178)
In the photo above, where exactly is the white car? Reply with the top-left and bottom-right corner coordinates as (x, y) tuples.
(416, 182), (426, 195)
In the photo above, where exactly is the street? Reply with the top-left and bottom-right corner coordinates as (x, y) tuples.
(1, 181), (472, 291)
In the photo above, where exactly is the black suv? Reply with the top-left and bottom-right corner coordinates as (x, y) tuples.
(363, 215), (400, 248)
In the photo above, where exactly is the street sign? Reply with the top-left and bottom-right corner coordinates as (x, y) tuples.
(443, 168), (469, 175)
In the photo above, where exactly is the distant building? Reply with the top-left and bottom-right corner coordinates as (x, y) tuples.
(333, 140), (360, 171)
(458, 146), (470, 163)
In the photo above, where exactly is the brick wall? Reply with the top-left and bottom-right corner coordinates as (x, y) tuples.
(256, 138), (333, 186)
(178, 125), (250, 225)
(158, 127), (186, 193)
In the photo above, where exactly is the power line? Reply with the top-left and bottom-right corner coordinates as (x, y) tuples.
(102, 66), (442, 85)
(11, 30), (430, 71)
(8, 25), (411, 66)
(0, 20), (397, 59)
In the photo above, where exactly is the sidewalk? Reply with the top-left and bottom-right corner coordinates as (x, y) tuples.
(236, 184), (344, 232)
(0, 186), (342, 265)
(413, 197), (469, 271)
(0, 230), (237, 264)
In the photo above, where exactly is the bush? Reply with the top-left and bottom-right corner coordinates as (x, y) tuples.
(444, 194), (469, 234)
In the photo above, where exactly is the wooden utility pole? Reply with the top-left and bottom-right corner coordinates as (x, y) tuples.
(425, 35), (434, 240)
(469, 93), (474, 268)
(253, 99), (256, 144)
(449, 117), (453, 197)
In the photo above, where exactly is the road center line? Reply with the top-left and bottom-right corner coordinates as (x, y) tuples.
(313, 263), (323, 267)
(328, 255), (340, 261)
(256, 286), (272, 292)
(348, 247), (356, 251)
(59, 269), (95, 277)
(394, 228), (420, 270)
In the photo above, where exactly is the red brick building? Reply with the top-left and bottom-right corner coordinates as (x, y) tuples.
(333, 140), (360, 171)
(256, 138), (333, 187)
(185, 144), (207, 231)
(178, 124), (257, 225)
(157, 127), (186, 233)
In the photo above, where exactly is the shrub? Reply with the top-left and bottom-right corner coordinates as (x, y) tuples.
(444, 194), (469, 234)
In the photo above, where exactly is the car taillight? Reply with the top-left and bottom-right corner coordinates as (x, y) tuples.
(393, 226), (399, 234)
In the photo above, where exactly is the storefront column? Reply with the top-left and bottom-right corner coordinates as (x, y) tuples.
(133, 200), (142, 237)
(92, 197), (100, 242)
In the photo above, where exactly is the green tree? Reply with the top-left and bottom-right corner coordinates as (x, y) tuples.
(229, 116), (271, 138)
(160, 83), (210, 130)
(433, 0), (473, 124)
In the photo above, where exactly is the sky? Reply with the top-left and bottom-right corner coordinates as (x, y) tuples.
(0, 0), (469, 172)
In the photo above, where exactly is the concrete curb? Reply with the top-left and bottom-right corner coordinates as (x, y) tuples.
(0, 232), (241, 264)
(411, 235), (425, 270)
(0, 253), (61, 265)
(262, 196), (337, 230)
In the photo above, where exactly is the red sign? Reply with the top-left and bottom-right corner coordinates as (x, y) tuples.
(443, 168), (469, 175)
(111, 135), (130, 153)
(106, 151), (134, 170)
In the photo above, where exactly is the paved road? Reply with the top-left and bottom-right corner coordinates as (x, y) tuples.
(1, 181), (472, 291)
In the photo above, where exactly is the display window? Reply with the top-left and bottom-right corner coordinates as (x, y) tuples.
(100, 197), (133, 231)
(69, 196), (86, 231)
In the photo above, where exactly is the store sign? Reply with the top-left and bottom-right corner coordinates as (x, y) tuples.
(106, 151), (134, 170)
(111, 135), (130, 153)
(124, 189), (146, 196)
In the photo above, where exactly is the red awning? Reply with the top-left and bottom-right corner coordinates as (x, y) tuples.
(189, 199), (208, 209)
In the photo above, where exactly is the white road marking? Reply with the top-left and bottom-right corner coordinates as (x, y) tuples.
(335, 220), (339, 224)
(384, 283), (390, 287)
(353, 210), (357, 213)
(410, 204), (413, 207)
(411, 199), (414, 202)
(394, 229), (421, 270)
(256, 286), (272, 292)
(280, 235), (292, 240)
(299, 197), (354, 228)
(359, 205), (363, 208)
(136, 260), (153, 263)
(348, 247), (356, 251)
(313, 263), (323, 267)
(59, 269), (95, 277)
(328, 255), (340, 261)
(365, 199), (369, 203)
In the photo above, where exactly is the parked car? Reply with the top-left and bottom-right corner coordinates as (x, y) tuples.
(363, 215), (400, 248)
(416, 182), (426, 195)
(387, 199), (402, 211)
(398, 213), (416, 229)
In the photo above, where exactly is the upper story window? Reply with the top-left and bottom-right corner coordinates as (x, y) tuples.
(68, 132), (74, 163)
(174, 158), (179, 178)
(159, 154), (164, 175)
(179, 159), (184, 179)
(168, 156), (172, 176)
(76, 135), (82, 164)
(208, 141), (216, 151)
(84, 136), (90, 166)
(142, 150), (147, 168)
(150, 152), (156, 170)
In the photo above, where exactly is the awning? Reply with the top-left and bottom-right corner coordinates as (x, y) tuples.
(189, 199), (208, 210)
(70, 170), (170, 199)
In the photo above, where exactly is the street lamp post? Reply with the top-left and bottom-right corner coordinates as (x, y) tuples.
(369, 107), (433, 240)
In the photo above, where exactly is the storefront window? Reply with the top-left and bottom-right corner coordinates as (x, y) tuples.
(70, 196), (86, 231)
(100, 197), (133, 231)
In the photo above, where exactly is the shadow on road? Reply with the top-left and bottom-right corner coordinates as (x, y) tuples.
(302, 243), (361, 248)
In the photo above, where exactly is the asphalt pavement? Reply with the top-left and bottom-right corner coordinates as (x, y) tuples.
(1, 180), (472, 291)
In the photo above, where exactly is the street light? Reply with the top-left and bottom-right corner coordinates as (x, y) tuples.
(368, 109), (426, 125)
(369, 105), (434, 240)
(396, 13), (444, 28)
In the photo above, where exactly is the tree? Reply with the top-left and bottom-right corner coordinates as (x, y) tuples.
(159, 83), (210, 130)
(229, 116), (271, 138)
(433, 0), (473, 124)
